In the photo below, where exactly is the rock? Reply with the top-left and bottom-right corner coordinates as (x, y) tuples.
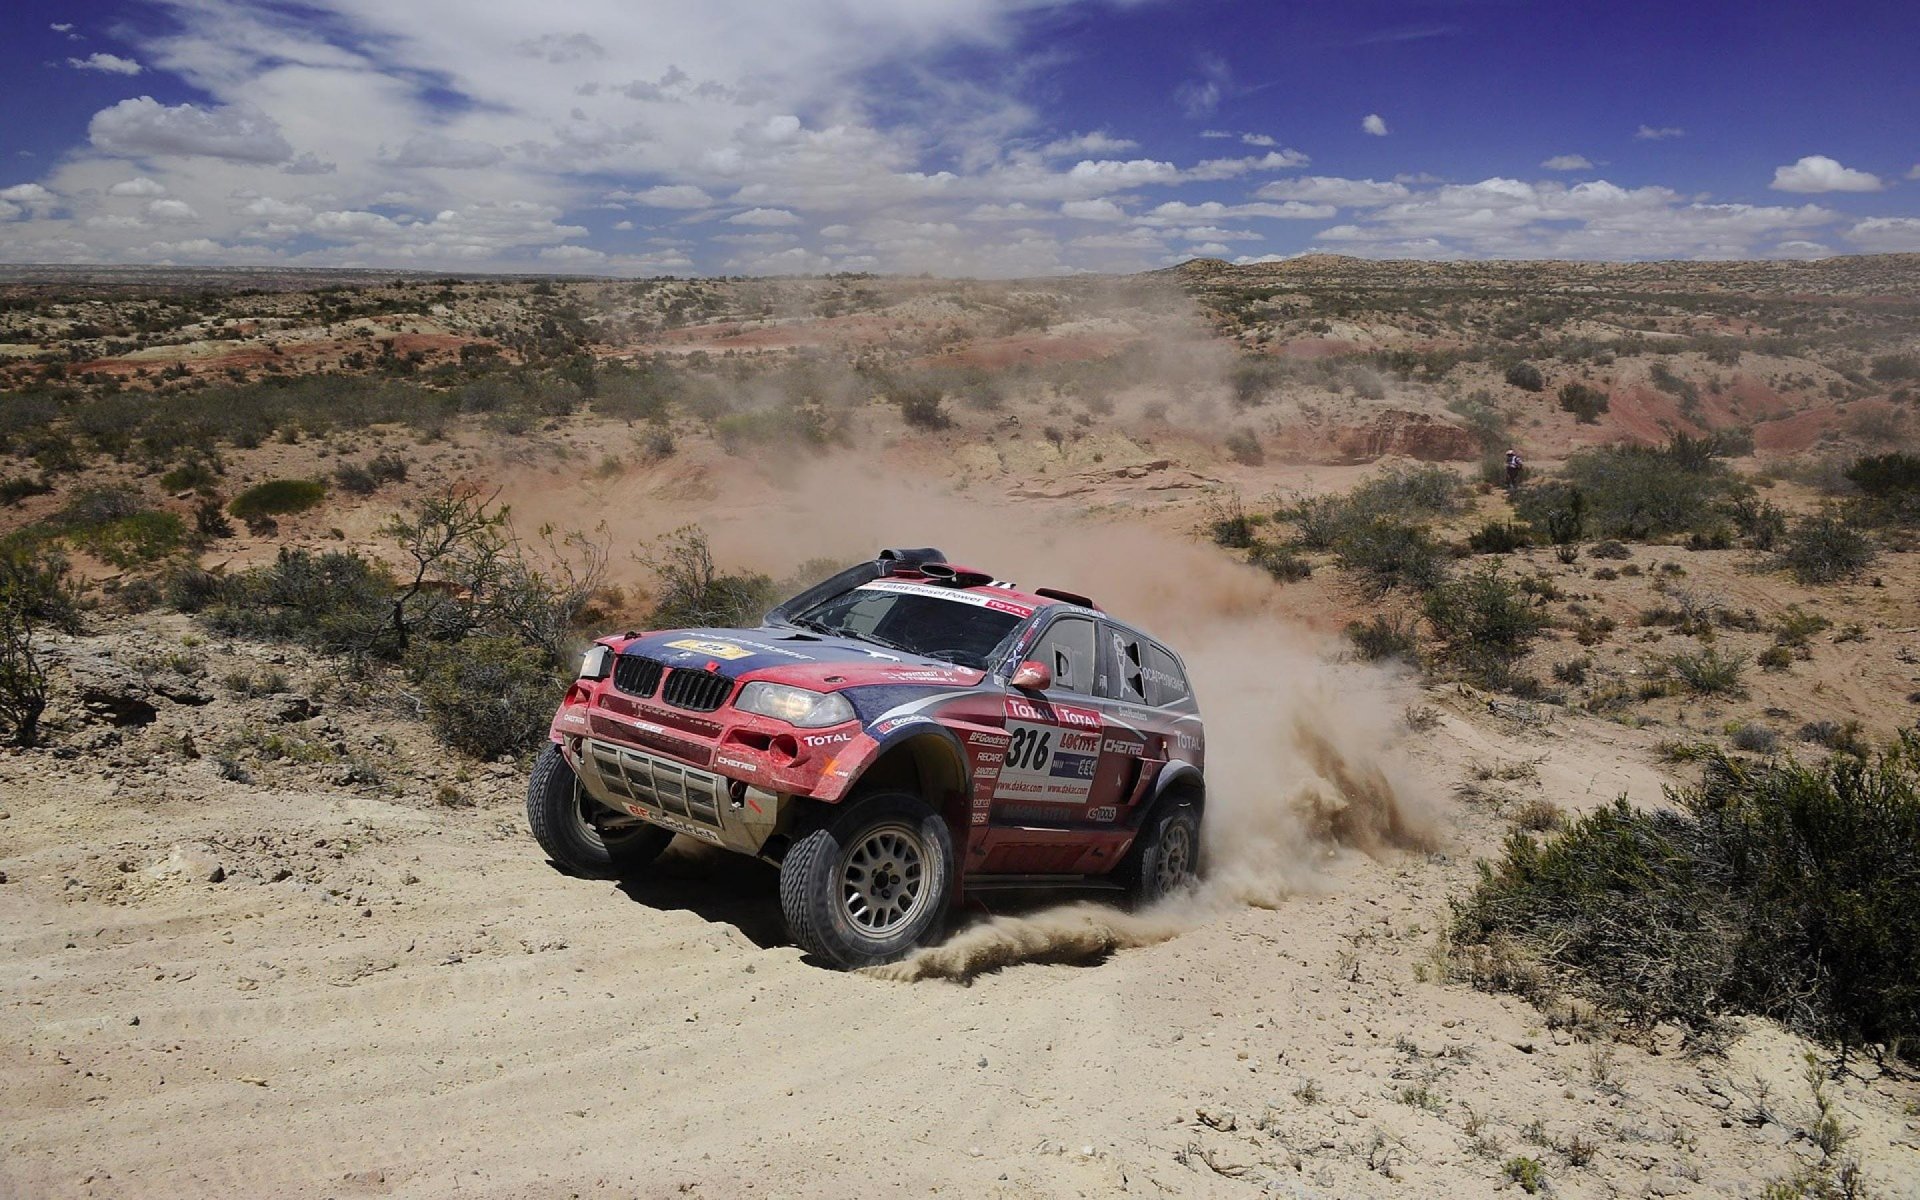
(1197, 1106), (1238, 1131)
(151, 677), (212, 706)
(275, 695), (320, 723)
(147, 842), (226, 884)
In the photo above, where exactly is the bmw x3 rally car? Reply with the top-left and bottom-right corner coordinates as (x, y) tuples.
(526, 547), (1206, 968)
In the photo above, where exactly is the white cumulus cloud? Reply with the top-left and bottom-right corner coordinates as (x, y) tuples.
(68, 53), (144, 75)
(727, 207), (802, 227)
(107, 176), (167, 197)
(88, 97), (293, 163)
(1361, 113), (1388, 137)
(609, 185), (714, 209)
(1541, 154), (1593, 171)
(1255, 176), (1409, 207)
(1060, 198), (1126, 221)
(1769, 155), (1883, 194)
(379, 133), (504, 169)
(1634, 125), (1685, 140)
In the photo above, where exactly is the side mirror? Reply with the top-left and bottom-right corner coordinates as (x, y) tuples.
(1010, 660), (1052, 690)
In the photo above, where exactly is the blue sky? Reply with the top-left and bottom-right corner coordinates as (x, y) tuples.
(1, 0), (1916, 274)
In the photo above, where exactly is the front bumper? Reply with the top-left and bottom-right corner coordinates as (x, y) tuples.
(565, 736), (788, 857)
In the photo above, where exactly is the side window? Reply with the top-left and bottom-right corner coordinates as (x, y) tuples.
(1031, 617), (1096, 694)
(1104, 625), (1147, 703)
(1144, 643), (1192, 707)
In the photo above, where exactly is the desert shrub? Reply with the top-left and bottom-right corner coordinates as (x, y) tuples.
(0, 549), (80, 747)
(1335, 518), (1450, 594)
(1558, 382), (1609, 423)
(1447, 391), (1509, 451)
(1223, 429), (1264, 466)
(333, 452), (409, 496)
(1454, 738), (1920, 1057)
(1205, 495), (1257, 550)
(1247, 542), (1311, 582)
(409, 635), (559, 760)
(229, 478), (326, 521)
(1230, 357), (1288, 406)
(1505, 362), (1545, 393)
(75, 509), (188, 567)
(204, 548), (396, 656)
(889, 382), (952, 431)
(1845, 452), (1920, 498)
(1590, 539), (1631, 559)
(1666, 646), (1747, 695)
(1287, 465), (1462, 549)
(1731, 724), (1780, 755)
(1777, 514), (1875, 584)
(1843, 451), (1920, 528)
(1729, 496), (1788, 550)
(1799, 720), (1870, 758)
(713, 402), (832, 450)
(1467, 520), (1531, 555)
(1345, 612), (1418, 664)
(642, 526), (776, 629)
(1545, 442), (1747, 540)
(1424, 564), (1546, 684)
(0, 475), (52, 506)
(593, 360), (680, 423)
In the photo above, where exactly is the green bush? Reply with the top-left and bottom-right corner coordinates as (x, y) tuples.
(334, 452), (409, 496)
(1287, 465), (1462, 549)
(1423, 564), (1545, 684)
(1223, 429), (1264, 466)
(0, 476), (52, 506)
(410, 635), (560, 760)
(1248, 542), (1311, 582)
(204, 548), (396, 656)
(1524, 442), (1747, 541)
(1453, 736), (1920, 1057)
(642, 526), (776, 629)
(74, 509), (188, 567)
(1666, 645), (1747, 695)
(1778, 515), (1875, 584)
(0, 549), (78, 748)
(229, 478), (326, 521)
(1467, 520), (1531, 555)
(1558, 382), (1609, 423)
(1345, 613), (1418, 664)
(1504, 362), (1545, 392)
(1335, 518), (1450, 594)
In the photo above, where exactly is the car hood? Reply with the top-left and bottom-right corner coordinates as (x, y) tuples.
(615, 626), (986, 689)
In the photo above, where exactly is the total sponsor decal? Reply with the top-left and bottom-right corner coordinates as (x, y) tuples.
(858, 578), (1035, 619)
(1005, 696), (1099, 730)
(802, 730), (853, 747)
(663, 638), (754, 661)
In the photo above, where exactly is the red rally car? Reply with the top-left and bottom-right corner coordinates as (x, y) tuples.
(526, 547), (1206, 968)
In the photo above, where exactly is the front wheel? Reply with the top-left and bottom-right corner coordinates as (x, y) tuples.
(1120, 795), (1201, 906)
(526, 743), (674, 879)
(779, 792), (955, 969)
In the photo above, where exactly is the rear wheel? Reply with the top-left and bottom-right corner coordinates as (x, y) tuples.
(526, 743), (674, 879)
(779, 792), (954, 969)
(1121, 794), (1201, 906)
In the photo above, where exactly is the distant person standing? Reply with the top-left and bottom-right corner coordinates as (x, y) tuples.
(1504, 448), (1524, 492)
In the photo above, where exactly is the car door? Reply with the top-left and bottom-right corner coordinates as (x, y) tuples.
(991, 613), (1107, 826)
(1091, 622), (1167, 818)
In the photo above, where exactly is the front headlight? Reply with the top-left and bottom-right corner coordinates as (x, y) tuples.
(735, 682), (854, 728)
(579, 644), (613, 681)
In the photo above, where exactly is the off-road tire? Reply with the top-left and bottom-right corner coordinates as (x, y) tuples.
(526, 742), (673, 879)
(1120, 793), (1201, 906)
(779, 791), (954, 969)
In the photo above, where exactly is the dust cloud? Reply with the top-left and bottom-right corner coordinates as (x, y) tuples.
(498, 451), (1439, 982)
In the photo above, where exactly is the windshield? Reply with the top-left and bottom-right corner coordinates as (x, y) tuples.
(793, 582), (1027, 669)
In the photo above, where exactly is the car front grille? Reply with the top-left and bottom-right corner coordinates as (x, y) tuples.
(662, 667), (732, 713)
(613, 653), (663, 697)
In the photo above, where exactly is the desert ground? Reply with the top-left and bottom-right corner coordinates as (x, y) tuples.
(2, 259), (1918, 1198)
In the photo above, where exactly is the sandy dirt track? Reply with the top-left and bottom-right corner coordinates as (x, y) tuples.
(4, 671), (1915, 1199)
